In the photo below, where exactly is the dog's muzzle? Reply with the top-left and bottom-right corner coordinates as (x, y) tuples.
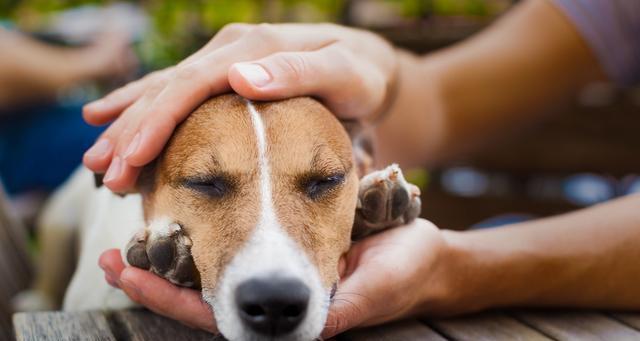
(235, 277), (310, 337)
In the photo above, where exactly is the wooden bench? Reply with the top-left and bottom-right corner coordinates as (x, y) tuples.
(13, 309), (640, 340)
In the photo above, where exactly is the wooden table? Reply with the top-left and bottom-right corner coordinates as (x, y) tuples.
(13, 309), (640, 340)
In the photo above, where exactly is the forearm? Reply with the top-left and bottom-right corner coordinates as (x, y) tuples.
(438, 194), (640, 315)
(0, 29), (96, 107)
(375, 0), (605, 168)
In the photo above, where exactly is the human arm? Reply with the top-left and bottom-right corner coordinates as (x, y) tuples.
(374, 0), (606, 168)
(0, 28), (135, 108)
(83, 0), (605, 191)
(324, 193), (640, 336)
(99, 194), (640, 336)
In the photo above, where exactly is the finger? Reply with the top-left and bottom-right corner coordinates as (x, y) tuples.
(102, 159), (141, 193)
(321, 271), (376, 338)
(84, 74), (167, 180)
(99, 249), (126, 277)
(100, 249), (124, 288)
(179, 23), (252, 67)
(84, 23), (253, 125)
(83, 137), (114, 173)
(119, 267), (217, 333)
(123, 25), (337, 168)
(120, 41), (250, 168)
(228, 44), (387, 119)
(321, 237), (386, 338)
(83, 70), (169, 125)
(105, 273), (119, 288)
(99, 248), (126, 288)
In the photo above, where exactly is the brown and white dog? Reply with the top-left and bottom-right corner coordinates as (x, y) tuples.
(20, 94), (421, 341)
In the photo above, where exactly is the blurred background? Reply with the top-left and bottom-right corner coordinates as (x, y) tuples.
(0, 0), (639, 337)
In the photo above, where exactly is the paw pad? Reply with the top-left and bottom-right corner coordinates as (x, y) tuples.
(353, 164), (422, 239)
(125, 221), (200, 288)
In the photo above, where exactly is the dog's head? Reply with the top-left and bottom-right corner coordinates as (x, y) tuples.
(138, 94), (358, 340)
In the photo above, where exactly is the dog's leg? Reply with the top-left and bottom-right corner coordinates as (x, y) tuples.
(125, 221), (200, 288)
(352, 164), (421, 239)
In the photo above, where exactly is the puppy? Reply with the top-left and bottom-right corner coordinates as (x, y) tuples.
(26, 94), (421, 341)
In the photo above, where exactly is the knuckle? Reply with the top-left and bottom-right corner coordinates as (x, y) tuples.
(332, 48), (359, 71)
(145, 80), (166, 98)
(248, 23), (283, 49)
(173, 65), (200, 82)
(219, 23), (251, 37)
(274, 52), (309, 81)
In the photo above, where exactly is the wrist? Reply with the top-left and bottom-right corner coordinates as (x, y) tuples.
(422, 228), (499, 316)
(419, 229), (476, 316)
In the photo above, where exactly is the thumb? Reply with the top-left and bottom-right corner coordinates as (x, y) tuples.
(228, 47), (386, 119)
(321, 274), (376, 338)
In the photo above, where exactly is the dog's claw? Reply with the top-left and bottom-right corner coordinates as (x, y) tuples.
(124, 222), (200, 288)
(353, 164), (422, 239)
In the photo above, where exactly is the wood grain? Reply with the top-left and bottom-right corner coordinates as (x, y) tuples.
(428, 312), (551, 341)
(13, 311), (115, 341)
(611, 313), (640, 331)
(343, 319), (446, 341)
(110, 309), (221, 341)
(515, 311), (640, 340)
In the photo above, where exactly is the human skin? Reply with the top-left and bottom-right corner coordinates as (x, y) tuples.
(91, 0), (640, 337)
(0, 29), (136, 109)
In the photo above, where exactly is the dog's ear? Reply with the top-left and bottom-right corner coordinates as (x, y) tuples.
(92, 159), (158, 196)
(341, 119), (376, 177)
(135, 159), (158, 196)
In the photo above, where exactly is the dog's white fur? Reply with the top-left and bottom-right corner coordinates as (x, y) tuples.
(22, 100), (331, 340)
(208, 101), (328, 340)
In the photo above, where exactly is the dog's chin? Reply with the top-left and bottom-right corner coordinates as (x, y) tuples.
(204, 289), (330, 341)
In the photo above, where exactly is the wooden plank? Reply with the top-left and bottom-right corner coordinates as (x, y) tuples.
(609, 313), (640, 331)
(13, 311), (115, 341)
(110, 309), (221, 341)
(343, 319), (447, 341)
(428, 312), (551, 341)
(515, 311), (640, 340)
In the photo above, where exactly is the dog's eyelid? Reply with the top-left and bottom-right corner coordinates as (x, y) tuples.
(178, 174), (236, 198)
(299, 171), (346, 200)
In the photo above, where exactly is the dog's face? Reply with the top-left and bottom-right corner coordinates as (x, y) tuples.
(140, 94), (358, 340)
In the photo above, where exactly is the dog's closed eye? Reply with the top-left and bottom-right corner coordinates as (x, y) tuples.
(302, 173), (345, 200)
(182, 176), (233, 198)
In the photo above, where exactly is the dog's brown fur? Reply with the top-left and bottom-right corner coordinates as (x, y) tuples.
(141, 94), (358, 290)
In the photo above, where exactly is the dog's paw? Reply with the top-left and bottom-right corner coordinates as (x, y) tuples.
(125, 221), (200, 288)
(353, 164), (421, 239)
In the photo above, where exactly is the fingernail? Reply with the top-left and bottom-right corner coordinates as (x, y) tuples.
(103, 156), (122, 183)
(124, 132), (141, 160)
(234, 63), (271, 87)
(99, 264), (116, 280)
(85, 139), (112, 158)
(85, 99), (107, 112)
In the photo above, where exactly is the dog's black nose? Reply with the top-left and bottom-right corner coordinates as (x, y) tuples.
(235, 277), (310, 336)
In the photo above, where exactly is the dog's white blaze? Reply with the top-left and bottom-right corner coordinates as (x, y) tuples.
(207, 101), (328, 341)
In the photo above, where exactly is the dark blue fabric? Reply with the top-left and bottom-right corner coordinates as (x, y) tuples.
(0, 103), (103, 194)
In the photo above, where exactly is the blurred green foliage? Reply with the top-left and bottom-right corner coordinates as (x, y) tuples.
(0, 0), (506, 67)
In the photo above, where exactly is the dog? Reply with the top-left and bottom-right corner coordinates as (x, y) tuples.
(18, 94), (421, 340)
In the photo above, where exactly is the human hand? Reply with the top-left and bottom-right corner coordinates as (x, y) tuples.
(82, 23), (397, 192)
(322, 218), (452, 338)
(98, 249), (217, 333)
